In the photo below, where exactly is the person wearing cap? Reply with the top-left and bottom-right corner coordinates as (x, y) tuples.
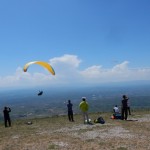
(79, 97), (89, 124)
(121, 95), (128, 120)
(67, 100), (74, 122)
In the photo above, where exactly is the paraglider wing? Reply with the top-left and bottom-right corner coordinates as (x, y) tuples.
(23, 61), (55, 75)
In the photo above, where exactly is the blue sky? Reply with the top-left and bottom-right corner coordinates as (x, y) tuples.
(0, 0), (150, 88)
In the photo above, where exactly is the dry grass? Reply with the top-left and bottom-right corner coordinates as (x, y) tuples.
(0, 110), (150, 150)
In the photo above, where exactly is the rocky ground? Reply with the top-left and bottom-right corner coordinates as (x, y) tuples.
(0, 110), (150, 150)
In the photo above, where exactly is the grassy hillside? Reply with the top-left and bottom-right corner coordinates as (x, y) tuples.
(0, 110), (150, 150)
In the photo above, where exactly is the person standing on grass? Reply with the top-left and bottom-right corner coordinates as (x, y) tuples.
(121, 95), (128, 120)
(3, 107), (11, 127)
(127, 98), (131, 115)
(79, 97), (89, 124)
(67, 100), (74, 122)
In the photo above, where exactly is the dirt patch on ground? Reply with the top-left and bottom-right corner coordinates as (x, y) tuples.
(0, 112), (150, 150)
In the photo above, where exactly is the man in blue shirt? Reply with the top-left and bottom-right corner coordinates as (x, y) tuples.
(67, 100), (74, 122)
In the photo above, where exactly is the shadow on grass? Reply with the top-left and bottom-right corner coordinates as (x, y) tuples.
(126, 119), (138, 121)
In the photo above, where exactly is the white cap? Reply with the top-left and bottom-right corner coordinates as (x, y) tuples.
(82, 97), (86, 100)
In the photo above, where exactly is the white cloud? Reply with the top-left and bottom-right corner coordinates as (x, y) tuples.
(81, 61), (150, 83)
(49, 54), (81, 68)
(0, 54), (150, 88)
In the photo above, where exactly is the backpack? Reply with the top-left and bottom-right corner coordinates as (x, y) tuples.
(97, 117), (105, 124)
(94, 117), (105, 124)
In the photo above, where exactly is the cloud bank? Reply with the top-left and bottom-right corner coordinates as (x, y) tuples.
(0, 54), (150, 88)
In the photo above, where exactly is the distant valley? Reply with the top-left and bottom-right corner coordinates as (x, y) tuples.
(0, 84), (150, 120)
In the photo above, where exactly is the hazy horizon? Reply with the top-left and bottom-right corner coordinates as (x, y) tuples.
(0, 83), (150, 120)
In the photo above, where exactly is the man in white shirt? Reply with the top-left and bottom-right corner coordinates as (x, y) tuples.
(113, 105), (120, 114)
(113, 105), (122, 119)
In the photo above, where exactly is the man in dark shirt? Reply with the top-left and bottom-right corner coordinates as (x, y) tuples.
(121, 95), (128, 120)
(67, 100), (74, 122)
(3, 107), (11, 127)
